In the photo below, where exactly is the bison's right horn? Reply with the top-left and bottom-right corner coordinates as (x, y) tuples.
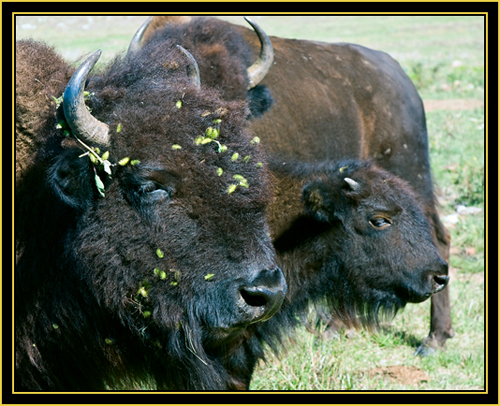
(63, 50), (110, 146)
(176, 45), (201, 89)
(127, 16), (153, 55)
(244, 17), (274, 90)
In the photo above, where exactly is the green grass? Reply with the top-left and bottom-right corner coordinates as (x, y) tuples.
(15, 14), (485, 391)
(250, 254), (485, 390)
(249, 104), (485, 390)
(427, 108), (485, 208)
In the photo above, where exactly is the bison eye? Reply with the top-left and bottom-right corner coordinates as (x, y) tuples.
(137, 181), (171, 202)
(138, 181), (159, 194)
(369, 216), (392, 230)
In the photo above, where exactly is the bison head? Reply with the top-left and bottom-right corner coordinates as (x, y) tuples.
(17, 42), (285, 389)
(57, 47), (286, 335)
(273, 160), (448, 328)
(128, 16), (275, 118)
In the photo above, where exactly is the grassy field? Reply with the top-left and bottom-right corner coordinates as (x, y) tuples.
(15, 14), (486, 392)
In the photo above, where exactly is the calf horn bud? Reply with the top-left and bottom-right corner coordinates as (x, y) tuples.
(244, 17), (274, 90)
(344, 177), (360, 191)
(176, 45), (201, 89)
(63, 50), (110, 146)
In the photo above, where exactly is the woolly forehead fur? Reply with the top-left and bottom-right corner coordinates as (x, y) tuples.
(283, 159), (427, 211)
(144, 17), (254, 100)
(84, 40), (271, 209)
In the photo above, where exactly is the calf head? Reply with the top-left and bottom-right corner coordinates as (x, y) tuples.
(275, 160), (448, 328)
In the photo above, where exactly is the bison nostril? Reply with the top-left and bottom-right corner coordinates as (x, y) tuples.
(239, 267), (287, 322)
(240, 287), (271, 307)
(434, 275), (449, 286)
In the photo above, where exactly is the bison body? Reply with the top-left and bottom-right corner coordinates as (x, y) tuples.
(15, 39), (286, 390)
(142, 16), (453, 355)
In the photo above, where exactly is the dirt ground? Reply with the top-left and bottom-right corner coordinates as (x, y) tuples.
(423, 99), (484, 112)
(365, 365), (430, 385)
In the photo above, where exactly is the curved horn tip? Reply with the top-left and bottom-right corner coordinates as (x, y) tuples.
(83, 49), (103, 67)
(344, 177), (360, 191)
(66, 49), (102, 89)
(127, 16), (153, 55)
(244, 16), (274, 90)
(243, 16), (255, 25)
(63, 49), (110, 146)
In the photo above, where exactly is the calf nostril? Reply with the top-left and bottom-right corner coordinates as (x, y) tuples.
(432, 274), (449, 294)
(434, 275), (449, 286)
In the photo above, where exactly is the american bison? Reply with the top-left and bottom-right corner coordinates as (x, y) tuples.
(15, 39), (287, 390)
(210, 158), (449, 389)
(268, 158), (448, 327)
(139, 16), (453, 356)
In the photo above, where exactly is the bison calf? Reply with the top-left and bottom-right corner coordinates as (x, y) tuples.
(233, 159), (449, 387)
(269, 159), (448, 327)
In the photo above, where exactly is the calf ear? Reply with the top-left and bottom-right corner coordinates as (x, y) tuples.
(48, 149), (95, 210)
(302, 181), (338, 223)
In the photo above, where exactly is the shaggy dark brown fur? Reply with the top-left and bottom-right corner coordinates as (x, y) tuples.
(143, 17), (274, 119)
(141, 16), (453, 356)
(15, 20), (451, 391)
(15, 39), (287, 391)
(145, 17), (252, 101)
(15, 40), (74, 181)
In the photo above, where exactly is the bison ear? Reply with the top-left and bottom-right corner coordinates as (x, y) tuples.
(247, 85), (274, 118)
(302, 181), (339, 223)
(48, 149), (95, 210)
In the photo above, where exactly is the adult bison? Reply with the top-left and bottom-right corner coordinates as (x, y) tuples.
(15, 39), (287, 391)
(139, 16), (453, 356)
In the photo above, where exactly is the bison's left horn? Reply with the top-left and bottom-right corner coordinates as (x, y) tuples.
(63, 50), (110, 146)
(176, 45), (201, 89)
(128, 16), (153, 55)
(344, 177), (360, 191)
(244, 17), (274, 90)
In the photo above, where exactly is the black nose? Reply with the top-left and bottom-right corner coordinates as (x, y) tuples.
(239, 268), (287, 323)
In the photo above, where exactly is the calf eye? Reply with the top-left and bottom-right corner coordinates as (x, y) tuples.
(369, 216), (392, 230)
